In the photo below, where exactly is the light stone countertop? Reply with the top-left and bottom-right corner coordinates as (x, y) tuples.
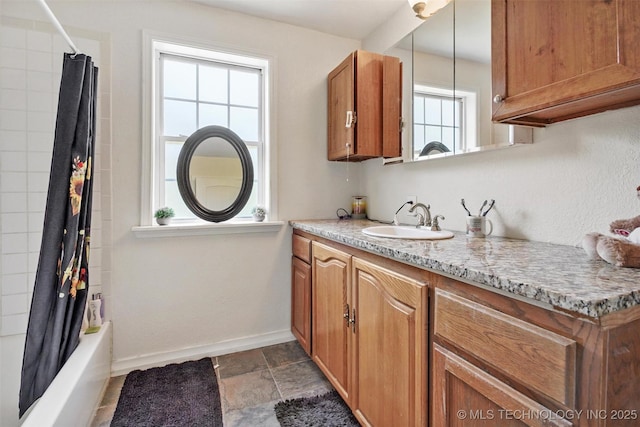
(290, 219), (640, 319)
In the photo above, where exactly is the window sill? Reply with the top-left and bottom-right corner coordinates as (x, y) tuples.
(131, 220), (285, 238)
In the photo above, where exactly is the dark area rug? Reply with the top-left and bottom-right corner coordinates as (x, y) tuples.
(111, 358), (222, 427)
(274, 390), (360, 426)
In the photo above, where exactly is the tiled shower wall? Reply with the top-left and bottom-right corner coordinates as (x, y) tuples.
(0, 16), (111, 337)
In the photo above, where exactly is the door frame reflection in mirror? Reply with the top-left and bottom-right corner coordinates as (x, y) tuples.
(177, 125), (254, 222)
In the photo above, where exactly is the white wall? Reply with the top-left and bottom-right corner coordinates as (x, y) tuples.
(2, 0), (362, 385)
(362, 104), (640, 245)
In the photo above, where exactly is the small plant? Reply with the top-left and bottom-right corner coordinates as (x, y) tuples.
(252, 206), (266, 222)
(251, 206), (266, 217)
(154, 207), (175, 219)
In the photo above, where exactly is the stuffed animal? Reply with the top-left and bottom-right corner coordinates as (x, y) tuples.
(582, 185), (640, 268)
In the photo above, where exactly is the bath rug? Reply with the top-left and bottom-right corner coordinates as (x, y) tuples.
(111, 358), (222, 427)
(274, 390), (360, 426)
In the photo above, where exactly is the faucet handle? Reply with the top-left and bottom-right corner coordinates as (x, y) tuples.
(413, 212), (425, 227)
(430, 215), (445, 231)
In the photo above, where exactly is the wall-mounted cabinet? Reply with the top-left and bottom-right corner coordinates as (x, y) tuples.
(492, 0), (640, 126)
(327, 50), (402, 161)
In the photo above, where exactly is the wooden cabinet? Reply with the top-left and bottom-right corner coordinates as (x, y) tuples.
(434, 289), (576, 407)
(492, 0), (640, 126)
(351, 257), (427, 427)
(431, 280), (640, 427)
(433, 344), (572, 427)
(432, 288), (576, 426)
(327, 50), (402, 161)
(311, 242), (352, 401)
(291, 234), (312, 355)
(307, 238), (428, 426)
(294, 226), (640, 427)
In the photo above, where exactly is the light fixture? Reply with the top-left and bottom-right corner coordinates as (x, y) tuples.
(407, 0), (452, 20)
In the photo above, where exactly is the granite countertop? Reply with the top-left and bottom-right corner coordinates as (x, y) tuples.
(290, 219), (640, 320)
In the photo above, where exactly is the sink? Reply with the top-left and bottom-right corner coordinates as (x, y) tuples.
(362, 225), (454, 240)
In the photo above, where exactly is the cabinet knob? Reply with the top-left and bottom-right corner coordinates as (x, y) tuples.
(493, 94), (504, 104)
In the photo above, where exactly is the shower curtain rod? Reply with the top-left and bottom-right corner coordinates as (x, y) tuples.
(37, 0), (79, 55)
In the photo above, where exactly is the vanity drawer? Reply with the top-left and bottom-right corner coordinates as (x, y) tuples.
(434, 289), (576, 407)
(292, 233), (311, 263)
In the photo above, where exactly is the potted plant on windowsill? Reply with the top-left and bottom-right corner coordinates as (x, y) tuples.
(251, 206), (266, 222)
(154, 207), (175, 226)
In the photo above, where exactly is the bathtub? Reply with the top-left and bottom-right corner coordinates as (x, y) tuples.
(20, 322), (112, 427)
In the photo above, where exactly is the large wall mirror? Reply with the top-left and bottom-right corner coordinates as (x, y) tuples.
(177, 125), (254, 222)
(389, 0), (530, 163)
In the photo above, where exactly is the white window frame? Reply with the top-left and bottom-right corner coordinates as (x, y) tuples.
(413, 83), (477, 159)
(137, 31), (280, 236)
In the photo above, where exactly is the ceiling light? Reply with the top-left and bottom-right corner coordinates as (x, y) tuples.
(407, 0), (452, 20)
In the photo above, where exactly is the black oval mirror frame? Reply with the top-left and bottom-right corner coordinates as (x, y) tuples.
(177, 126), (254, 222)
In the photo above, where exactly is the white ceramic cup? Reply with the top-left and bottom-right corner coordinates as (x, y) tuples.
(466, 216), (493, 237)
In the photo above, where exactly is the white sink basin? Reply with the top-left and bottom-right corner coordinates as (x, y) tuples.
(362, 225), (454, 240)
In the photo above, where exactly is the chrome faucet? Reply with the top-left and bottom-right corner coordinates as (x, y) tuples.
(409, 203), (431, 227)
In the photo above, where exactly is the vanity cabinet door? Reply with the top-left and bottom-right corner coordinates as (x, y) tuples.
(291, 256), (311, 355)
(311, 242), (353, 403)
(432, 344), (573, 427)
(351, 257), (427, 427)
(492, 0), (640, 126)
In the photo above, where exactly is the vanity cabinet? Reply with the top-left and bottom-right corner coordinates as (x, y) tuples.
(432, 278), (640, 427)
(433, 288), (576, 426)
(491, 0), (640, 126)
(327, 50), (402, 161)
(307, 238), (428, 426)
(292, 222), (640, 427)
(291, 234), (312, 355)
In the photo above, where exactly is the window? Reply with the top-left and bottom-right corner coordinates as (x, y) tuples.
(413, 90), (461, 158)
(412, 84), (477, 159)
(149, 39), (270, 223)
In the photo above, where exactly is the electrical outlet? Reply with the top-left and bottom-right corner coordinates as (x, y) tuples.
(406, 195), (417, 204)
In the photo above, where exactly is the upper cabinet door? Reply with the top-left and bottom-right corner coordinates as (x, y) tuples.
(328, 53), (356, 160)
(492, 0), (640, 126)
(327, 50), (401, 161)
(382, 56), (402, 159)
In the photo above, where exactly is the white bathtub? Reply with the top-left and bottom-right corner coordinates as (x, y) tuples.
(20, 322), (112, 427)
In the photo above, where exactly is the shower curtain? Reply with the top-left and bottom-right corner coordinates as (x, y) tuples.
(19, 53), (98, 417)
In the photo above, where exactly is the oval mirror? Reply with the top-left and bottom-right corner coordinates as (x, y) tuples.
(177, 126), (254, 222)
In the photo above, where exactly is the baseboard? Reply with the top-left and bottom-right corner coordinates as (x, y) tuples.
(111, 329), (295, 376)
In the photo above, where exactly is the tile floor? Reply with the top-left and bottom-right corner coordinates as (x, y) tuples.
(91, 340), (333, 426)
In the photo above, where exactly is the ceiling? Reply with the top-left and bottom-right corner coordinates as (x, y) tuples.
(410, 0), (490, 63)
(193, 0), (408, 41)
(192, 0), (489, 63)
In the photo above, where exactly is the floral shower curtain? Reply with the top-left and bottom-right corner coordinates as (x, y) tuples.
(19, 53), (98, 417)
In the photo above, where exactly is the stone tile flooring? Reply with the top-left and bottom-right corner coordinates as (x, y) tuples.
(91, 340), (332, 426)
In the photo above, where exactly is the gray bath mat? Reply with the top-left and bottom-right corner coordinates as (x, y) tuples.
(111, 358), (222, 427)
(274, 390), (360, 426)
